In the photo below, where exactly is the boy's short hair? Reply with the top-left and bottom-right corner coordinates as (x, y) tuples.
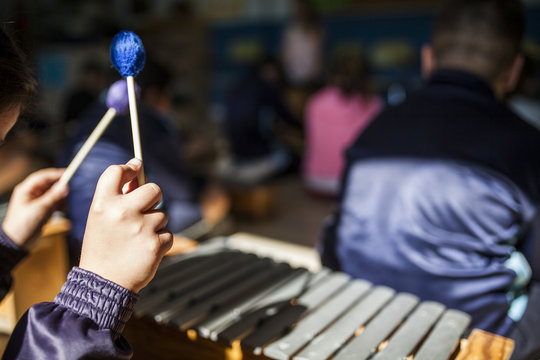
(0, 26), (37, 113)
(431, 0), (525, 81)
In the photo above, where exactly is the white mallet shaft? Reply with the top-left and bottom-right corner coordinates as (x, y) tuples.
(59, 107), (117, 186)
(126, 75), (145, 185)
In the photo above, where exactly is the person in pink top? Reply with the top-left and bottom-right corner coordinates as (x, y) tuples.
(303, 51), (383, 195)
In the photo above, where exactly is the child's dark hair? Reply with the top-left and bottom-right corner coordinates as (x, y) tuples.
(330, 50), (372, 97)
(431, 0), (525, 81)
(0, 26), (37, 113)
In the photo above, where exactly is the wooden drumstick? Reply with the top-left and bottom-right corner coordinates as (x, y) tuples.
(58, 108), (116, 186)
(110, 30), (146, 186)
(58, 79), (139, 186)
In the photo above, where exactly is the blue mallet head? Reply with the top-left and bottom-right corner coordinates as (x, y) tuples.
(110, 31), (146, 78)
(106, 79), (141, 115)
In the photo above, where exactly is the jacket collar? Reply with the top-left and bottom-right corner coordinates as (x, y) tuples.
(427, 68), (496, 100)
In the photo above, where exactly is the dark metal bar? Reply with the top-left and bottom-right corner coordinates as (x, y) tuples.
(333, 293), (419, 360)
(371, 301), (446, 360)
(414, 309), (471, 360)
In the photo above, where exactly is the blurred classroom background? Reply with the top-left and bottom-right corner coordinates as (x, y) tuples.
(0, 0), (540, 249)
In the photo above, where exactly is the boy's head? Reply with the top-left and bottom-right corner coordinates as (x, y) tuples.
(422, 0), (525, 97)
(0, 27), (37, 142)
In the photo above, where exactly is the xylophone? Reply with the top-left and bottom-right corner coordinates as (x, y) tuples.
(124, 237), (514, 360)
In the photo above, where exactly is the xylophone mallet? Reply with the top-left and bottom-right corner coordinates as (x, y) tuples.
(110, 30), (146, 186)
(58, 79), (139, 186)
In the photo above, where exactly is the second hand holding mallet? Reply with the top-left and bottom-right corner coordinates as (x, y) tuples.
(110, 30), (146, 186)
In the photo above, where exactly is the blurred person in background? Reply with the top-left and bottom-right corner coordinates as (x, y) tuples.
(303, 50), (383, 196)
(220, 56), (300, 186)
(320, 1), (540, 359)
(62, 58), (108, 131)
(281, 0), (325, 124)
(281, 0), (324, 88)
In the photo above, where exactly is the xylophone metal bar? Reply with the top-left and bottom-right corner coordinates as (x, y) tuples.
(138, 238), (240, 303)
(168, 268), (309, 330)
(414, 309), (471, 360)
(148, 237), (234, 285)
(150, 254), (270, 322)
(197, 268), (330, 340)
(148, 254), (296, 328)
(261, 280), (385, 359)
(137, 251), (246, 314)
(214, 268), (333, 344)
(332, 293), (420, 360)
(154, 238), (231, 273)
(241, 279), (372, 355)
(369, 301), (446, 360)
(290, 286), (396, 360)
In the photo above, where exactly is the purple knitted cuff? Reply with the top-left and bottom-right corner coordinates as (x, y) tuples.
(54, 267), (139, 339)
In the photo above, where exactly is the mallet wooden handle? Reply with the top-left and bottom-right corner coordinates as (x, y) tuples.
(58, 107), (117, 186)
(127, 75), (145, 185)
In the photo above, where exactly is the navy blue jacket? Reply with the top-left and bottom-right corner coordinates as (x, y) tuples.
(321, 69), (540, 336)
(0, 228), (137, 359)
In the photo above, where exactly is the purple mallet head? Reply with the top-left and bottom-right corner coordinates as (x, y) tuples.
(106, 79), (140, 115)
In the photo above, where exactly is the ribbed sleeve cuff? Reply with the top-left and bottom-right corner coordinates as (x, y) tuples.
(54, 267), (139, 339)
(0, 227), (28, 299)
